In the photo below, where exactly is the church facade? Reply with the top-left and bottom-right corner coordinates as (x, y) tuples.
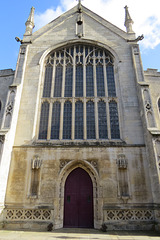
(0, 3), (160, 231)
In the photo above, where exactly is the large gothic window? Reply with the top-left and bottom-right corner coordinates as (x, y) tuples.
(38, 44), (120, 141)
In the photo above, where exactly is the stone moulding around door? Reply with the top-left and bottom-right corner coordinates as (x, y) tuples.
(57, 159), (102, 229)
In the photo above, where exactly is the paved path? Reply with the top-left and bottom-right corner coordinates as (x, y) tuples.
(0, 228), (160, 240)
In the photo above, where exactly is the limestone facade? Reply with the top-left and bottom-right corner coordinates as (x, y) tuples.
(0, 4), (160, 231)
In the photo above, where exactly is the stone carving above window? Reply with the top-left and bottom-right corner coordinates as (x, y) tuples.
(59, 160), (71, 170)
(86, 160), (99, 173)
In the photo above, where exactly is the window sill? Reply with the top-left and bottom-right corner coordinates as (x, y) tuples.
(33, 139), (126, 147)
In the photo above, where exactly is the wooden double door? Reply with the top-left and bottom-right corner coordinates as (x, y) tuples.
(64, 168), (94, 228)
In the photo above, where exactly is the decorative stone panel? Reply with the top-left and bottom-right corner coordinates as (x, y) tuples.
(5, 209), (52, 222)
(59, 160), (71, 170)
(143, 88), (156, 128)
(104, 209), (154, 222)
(3, 89), (16, 129)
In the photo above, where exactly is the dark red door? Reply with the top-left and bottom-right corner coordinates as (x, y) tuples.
(64, 168), (94, 228)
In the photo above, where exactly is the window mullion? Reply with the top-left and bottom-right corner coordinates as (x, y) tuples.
(61, 51), (66, 98)
(83, 46), (86, 97)
(84, 99), (87, 140)
(93, 48), (97, 98)
(59, 100), (64, 140)
(47, 102), (52, 140)
(93, 47), (98, 139)
(107, 99), (111, 139)
(72, 46), (76, 98)
(51, 54), (56, 97)
(95, 100), (99, 139)
(103, 51), (108, 98)
(72, 99), (75, 140)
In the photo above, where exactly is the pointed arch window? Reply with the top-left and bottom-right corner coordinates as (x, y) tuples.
(38, 44), (120, 141)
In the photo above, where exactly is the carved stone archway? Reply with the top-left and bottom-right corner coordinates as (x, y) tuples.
(56, 160), (102, 229)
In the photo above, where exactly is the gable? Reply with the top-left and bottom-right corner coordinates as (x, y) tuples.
(31, 4), (135, 45)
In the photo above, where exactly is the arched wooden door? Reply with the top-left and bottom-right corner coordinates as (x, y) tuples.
(64, 168), (94, 228)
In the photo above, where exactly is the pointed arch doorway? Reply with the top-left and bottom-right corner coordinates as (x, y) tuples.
(63, 168), (94, 228)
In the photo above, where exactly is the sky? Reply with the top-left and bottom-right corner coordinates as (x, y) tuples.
(0, 0), (160, 71)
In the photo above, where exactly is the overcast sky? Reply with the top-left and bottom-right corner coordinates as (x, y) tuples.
(0, 0), (159, 71)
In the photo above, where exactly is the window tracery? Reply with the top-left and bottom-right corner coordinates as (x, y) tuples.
(38, 44), (120, 141)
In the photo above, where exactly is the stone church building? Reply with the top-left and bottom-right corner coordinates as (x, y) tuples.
(0, 2), (160, 231)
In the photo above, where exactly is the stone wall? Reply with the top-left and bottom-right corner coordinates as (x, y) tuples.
(4, 145), (154, 230)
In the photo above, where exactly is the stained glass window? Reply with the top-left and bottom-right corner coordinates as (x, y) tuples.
(109, 101), (120, 139)
(54, 65), (63, 97)
(87, 101), (95, 139)
(65, 64), (73, 97)
(107, 64), (116, 97)
(39, 102), (49, 139)
(63, 101), (72, 139)
(75, 101), (83, 139)
(98, 101), (108, 139)
(39, 45), (120, 141)
(51, 102), (61, 139)
(96, 64), (105, 97)
(76, 65), (83, 97)
(86, 64), (94, 97)
(43, 64), (53, 97)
